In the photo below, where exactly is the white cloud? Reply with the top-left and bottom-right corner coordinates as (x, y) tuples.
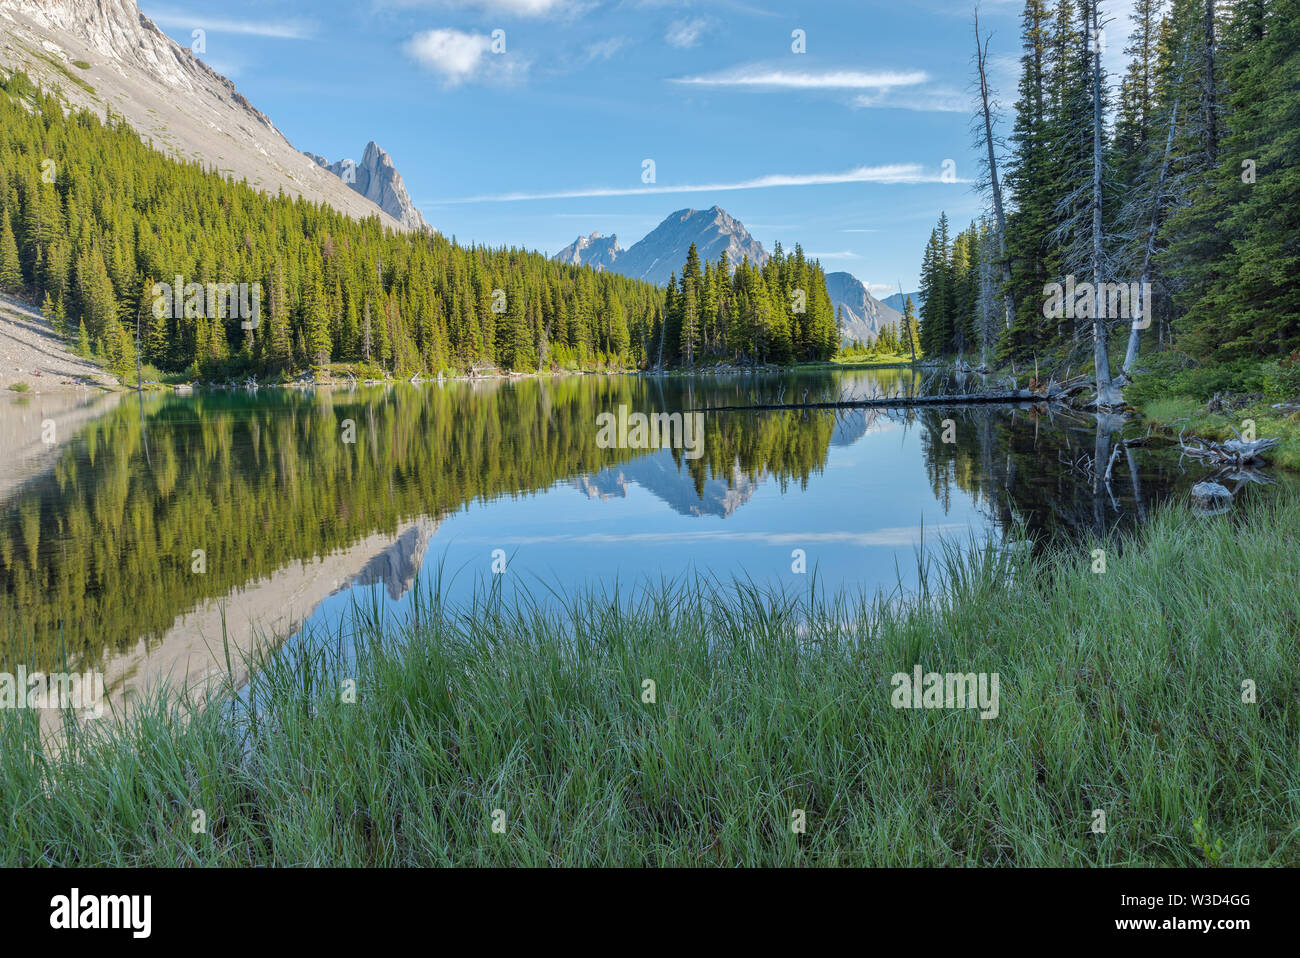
(148, 10), (315, 39)
(202, 59), (243, 78)
(665, 17), (710, 48)
(404, 28), (526, 85)
(808, 250), (860, 260)
(437, 163), (958, 203)
(854, 88), (970, 113)
(584, 37), (628, 61)
(671, 67), (928, 90)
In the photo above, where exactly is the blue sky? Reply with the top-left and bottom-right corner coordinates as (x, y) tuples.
(139, 0), (1135, 295)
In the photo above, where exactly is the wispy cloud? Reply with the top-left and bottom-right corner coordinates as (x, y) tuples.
(148, 9), (316, 40)
(853, 88), (971, 113)
(671, 66), (928, 90)
(202, 59), (243, 78)
(378, 0), (578, 15)
(434, 163), (953, 203)
(808, 250), (859, 260)
(584, 37), (628, 61)
(665, 17), (711, 48)
(404, 28), (528, 85)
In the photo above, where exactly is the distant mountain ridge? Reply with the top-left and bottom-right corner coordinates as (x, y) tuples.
(882, 290), (924, 315)
(825, 272), (904, 345)
(557, 206), (769, 287)
(555, 232), (622, 271)
(557, 207), (902, 344)
(305, 142), (432, 233)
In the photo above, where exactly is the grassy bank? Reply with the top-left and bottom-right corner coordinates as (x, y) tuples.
(3, 489), (1299, 866)
(1122, 349), (1300, 469)
(831, 350), (917, 367)
(1133, 395), (1300, 470)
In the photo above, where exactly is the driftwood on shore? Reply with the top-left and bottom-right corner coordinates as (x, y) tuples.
(1178, 425), (1280, 466)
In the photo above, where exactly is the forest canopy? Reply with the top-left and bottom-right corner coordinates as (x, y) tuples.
(0, 71), (838, 380)
(914, 0), (1299, 376)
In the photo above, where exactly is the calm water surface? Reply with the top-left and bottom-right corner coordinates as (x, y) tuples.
(0, 368), (1261, 706)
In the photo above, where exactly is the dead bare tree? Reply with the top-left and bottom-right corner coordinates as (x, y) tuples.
(1086, 0), (1118, 408)
(1122, 93), (1180, 376)
(973, 8), (1015, 334)
(1121, 34), (1192, 376)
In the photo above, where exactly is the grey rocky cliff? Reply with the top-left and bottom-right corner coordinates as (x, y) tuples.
(825, 272), (904, 346)
(555, 232), (621, 270)
(0, 0), (408, 230)
(306, 142), (432, 233)
(556, 206), (768, 287)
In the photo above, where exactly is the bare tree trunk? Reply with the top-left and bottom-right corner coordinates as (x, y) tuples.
(1202, 0), (1218, 163)
(1088, 0), (1116, 406)
(1123, 96), (1180, 375)
(974, 11), (1015, 332)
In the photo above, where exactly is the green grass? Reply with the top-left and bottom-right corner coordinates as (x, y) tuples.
(3, 490), (1299, 866)
(1135, 396), (1300, 470)
(5, 381), (29, 393)
(833, 350), (917, 366)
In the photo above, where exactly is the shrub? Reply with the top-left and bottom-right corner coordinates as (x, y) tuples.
(1261, 353), (1300, 401)
(1127, 351), (1269, 405)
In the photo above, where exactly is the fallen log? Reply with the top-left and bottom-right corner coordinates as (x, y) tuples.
(691, 390), (1049, 413)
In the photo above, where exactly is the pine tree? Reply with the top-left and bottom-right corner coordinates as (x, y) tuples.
(1177, 0), (1299, 357)
(0, 209), (22, 292)
(679, 244), (703, 366)
(302, 262), (331, 367)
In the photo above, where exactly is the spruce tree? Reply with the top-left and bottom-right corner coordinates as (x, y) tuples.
(0, 210), (22, 292)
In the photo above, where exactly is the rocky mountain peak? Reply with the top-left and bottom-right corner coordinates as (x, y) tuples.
(555, 232), (622, 270)
(557, 205), (768, 287)
(306, 141), (432, 232)
(553, 207), (898, 347)
(825, 272), (904, 346)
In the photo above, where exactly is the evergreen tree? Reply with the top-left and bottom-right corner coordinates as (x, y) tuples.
(1176, 0), (1299, 357)
(0, 209), (21, 292)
